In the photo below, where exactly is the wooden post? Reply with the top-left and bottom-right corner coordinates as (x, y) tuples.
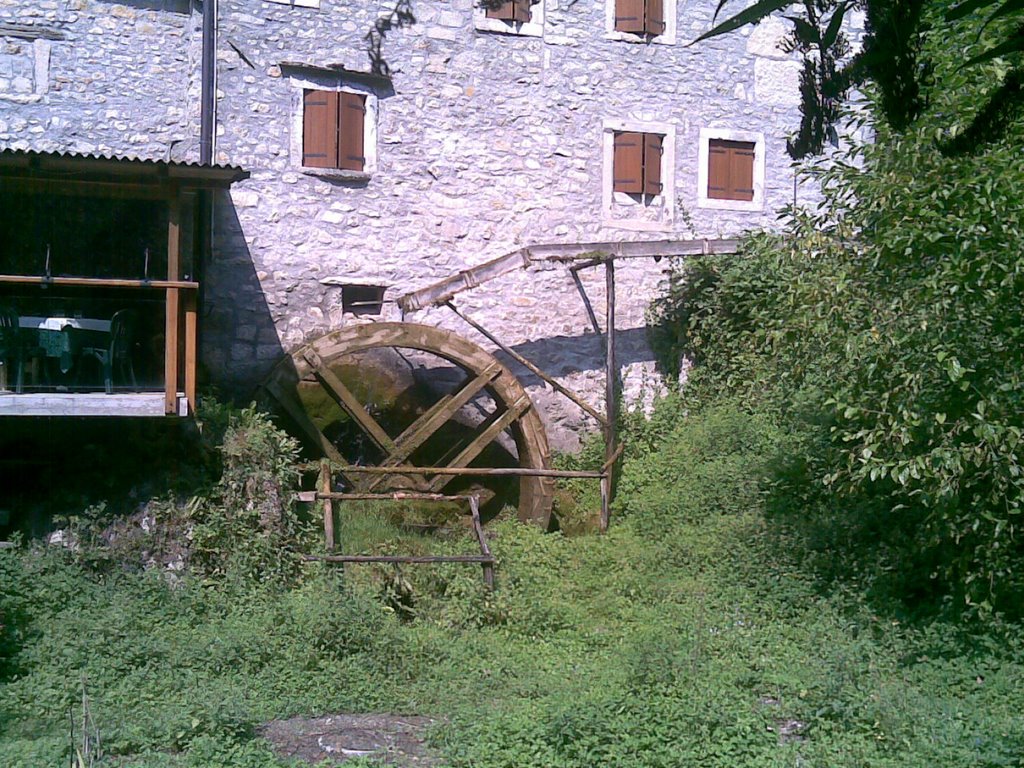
(184, 289), (197, 415)
(601, 258), (616, 531)
(319, 459), (335, 552)
(469, 495), (494, 589)
(164, 195), (181, 415)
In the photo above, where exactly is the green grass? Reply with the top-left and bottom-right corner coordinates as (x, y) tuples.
(2, 404), (1022, 767)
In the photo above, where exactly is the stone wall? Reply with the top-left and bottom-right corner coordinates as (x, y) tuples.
(1, 0), (863, 450)
(0, 0), (199, 159)
(208, 0), (839, 448)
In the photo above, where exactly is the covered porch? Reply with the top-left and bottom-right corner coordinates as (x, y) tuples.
(0, 149), (249, 417)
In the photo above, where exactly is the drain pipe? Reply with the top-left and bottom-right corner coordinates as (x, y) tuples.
(199, 0), (215, 164)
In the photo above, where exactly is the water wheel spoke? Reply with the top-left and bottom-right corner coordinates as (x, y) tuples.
(427, 395), (532, 494)
(364, 361), (503, 492)
(263, 379), (347, 466)
(304, 349), (396, 455)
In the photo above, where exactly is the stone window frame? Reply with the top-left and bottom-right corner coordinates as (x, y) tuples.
(264, 0), (320, 8)
(604, 0), (677, 45)
(289, 72), (379, 181)
(474, 0), (546, 37)
(0, 38), (51, 105)
(696, 127), (766, 212)
(601, 117), (676, 232)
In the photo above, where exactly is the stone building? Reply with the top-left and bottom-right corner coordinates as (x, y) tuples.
(0, 0), (856, 448)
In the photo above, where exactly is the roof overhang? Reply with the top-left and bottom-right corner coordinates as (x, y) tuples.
(0, 148), (249, 194)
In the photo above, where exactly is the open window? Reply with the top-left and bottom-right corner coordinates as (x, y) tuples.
(476, 0), (544, 36)
(286, 65), (386, 180)
(602, 119), (676, 231)
(613, 131), (664, 199)
(606, 0), (675, 44)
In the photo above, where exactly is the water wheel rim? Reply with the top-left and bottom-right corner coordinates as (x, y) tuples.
(264, 322), (554, 527)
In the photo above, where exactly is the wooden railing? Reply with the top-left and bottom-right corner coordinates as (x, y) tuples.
(0, 274), (199, 416)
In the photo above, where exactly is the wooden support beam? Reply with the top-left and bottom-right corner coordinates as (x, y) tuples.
(364, 362), (502, 492)
(319, 460), (335, 551)
(469, 496), (495, 588)
(428, 395), (531, 493)
(300, 462), (606, 479)
(601, 259), (617, 532)
(184, 289), (197, 415)
(445, 302), (609, 427)
(317, 492), (475, 502)
(164, 197), (181, 416)
(303, 554), (495, 564)
(264, 379), (347, 465)
(304, 349), (396, 455)
(0, 275), (198, 290)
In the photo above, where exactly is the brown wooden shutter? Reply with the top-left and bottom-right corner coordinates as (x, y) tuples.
(513, 0), (532, 23)
(708, 139), (755, 200)
(615, 0), (646, 33)
(486, 1), (511, 19)
(338, 91), (366, 172)
(303, 89), (338, 169)
(707, 139), (731, 200)
(643, 133), (663, 196)
(645, 0), (666, 34)
(613, 132), (644, 194)
(731, 142), (755, 201)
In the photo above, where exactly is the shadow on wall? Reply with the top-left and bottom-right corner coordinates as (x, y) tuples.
(95, 0), (190, 13)
(501, 326), (655, 387)
(201, 190), (284, 402)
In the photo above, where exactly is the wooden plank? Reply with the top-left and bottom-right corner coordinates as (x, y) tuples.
(320, 460), (335, 551)
(301, 463), (605, 479)
(264, 379), (346, 464)
(0, 392), (169, 417)
(470, 496), (495, 588)
(395, 239), (739, 312)
(303, 349), (396, 454)
(318, 491), (474, 502)
(0, 275), (199, 290)
(302, 554), (494, 564)
(364, 362), (502, 491)
(184, 289), (197, 416)
(602, 260), (617, 532)
(446, 302), (609, 427)
(164, 196), (181, 416)
(428, 395), (531, 493)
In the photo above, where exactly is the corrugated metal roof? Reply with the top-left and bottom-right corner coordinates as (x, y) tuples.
(0, 147), (249, 185)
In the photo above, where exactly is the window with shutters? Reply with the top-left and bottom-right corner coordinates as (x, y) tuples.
(288, 71), (380, 179)
(606, 0), (676, 44)
(602, 119), (676, 231)
(475, 0), (544, 36)
(302, 89), (367, 172)
(697, 128), (765, 211)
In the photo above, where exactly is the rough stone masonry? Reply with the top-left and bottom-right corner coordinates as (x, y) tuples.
(0, 0), (865, 450)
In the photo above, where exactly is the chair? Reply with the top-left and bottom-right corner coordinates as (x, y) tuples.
(79, 309), (137, 394)
(0, 305), (23, 393)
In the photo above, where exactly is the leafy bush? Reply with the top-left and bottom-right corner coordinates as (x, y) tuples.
(189, 403), (308, 583)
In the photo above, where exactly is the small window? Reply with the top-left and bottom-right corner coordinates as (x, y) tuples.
(606, 0), (674, 43)
(613, 132), (663, 198)
(302, 89), (366, 172)
(341, 284), (387, 315)
(476, 0), (544, 36)
(707, 139), (755, 201)
(614, 0), (665, 36)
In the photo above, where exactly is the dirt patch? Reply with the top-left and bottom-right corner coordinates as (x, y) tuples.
(259, 714), (442, 766)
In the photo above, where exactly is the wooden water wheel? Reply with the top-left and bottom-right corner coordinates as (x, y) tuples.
(262, 322), (554, 527)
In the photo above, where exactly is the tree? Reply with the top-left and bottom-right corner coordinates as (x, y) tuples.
(697, 0), (1024, 157)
